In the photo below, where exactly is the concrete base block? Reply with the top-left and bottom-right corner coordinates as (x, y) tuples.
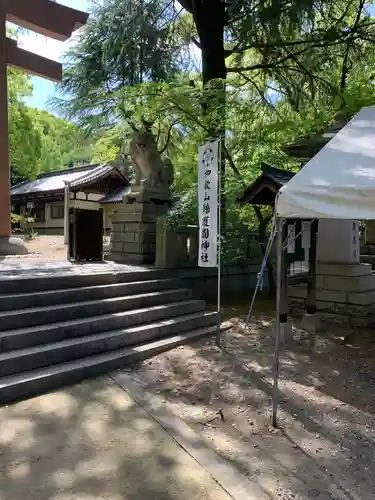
(108, 200), (169, 265)
(317, 262), (372, 277)
(299, 313), (322, 334)
(106, 252), (154, 265)
(273, 319), (294, 344)
(0, 237), (28, 256)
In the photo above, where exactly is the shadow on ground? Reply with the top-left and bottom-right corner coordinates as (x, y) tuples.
(0, 377), (231, 500)
(126, 297), (375, 500)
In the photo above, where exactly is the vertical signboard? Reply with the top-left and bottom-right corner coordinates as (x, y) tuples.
(198, 139), (219, 267)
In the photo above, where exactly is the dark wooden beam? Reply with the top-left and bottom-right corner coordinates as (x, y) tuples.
(0, 9), (10, 237)
(3, 0), (88, 41)
(6, 38), (62, 82)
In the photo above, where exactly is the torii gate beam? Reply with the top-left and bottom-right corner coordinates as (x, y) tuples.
(0, 1), (88, 250)
(3, 0), (88, 41)
(6, 38), (62, 82)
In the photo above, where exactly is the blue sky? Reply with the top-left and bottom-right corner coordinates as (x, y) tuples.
(15, 0), (91, 112)
(17, 1), (375, 113)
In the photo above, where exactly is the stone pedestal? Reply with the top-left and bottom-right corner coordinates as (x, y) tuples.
(289, 262), (375, 326)
(0, 236), (28, 255)
(289, 220), (375, 326)
(272, 318), (294, 344)
(317, 219), (359, 264)
(108, 201), (169, 265)
(300, 313), (322, 334)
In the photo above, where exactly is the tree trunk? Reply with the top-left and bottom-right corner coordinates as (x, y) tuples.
(192, 0), (227, 85)
(193, 0), (227, 227)
(179, 0), (228, 226)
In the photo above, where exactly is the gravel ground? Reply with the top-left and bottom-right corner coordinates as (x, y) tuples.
(4, 235), (111, 263)
(123, 299), (375, 500)
(9, 235), (67, 261)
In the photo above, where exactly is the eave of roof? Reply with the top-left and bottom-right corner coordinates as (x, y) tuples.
(238, 163), (295, 205)
(11, 163), (129, 198)
(99, 185), (131, 204)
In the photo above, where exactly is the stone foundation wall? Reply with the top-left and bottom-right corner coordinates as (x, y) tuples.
(289, 263), (375, 326)
(169, 265), (264, 302)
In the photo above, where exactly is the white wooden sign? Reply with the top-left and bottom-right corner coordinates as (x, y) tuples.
(198, 140), (219, 267)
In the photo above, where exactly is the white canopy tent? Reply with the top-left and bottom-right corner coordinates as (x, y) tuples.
(271, 104), (375, 427)
(276, 104), (375, 220)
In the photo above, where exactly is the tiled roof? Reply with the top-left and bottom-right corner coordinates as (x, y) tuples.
(261, 164), (295, 185)
(11, 164), (127, 197)
(99, 185), (131, 204)
(238, 163), (295, 205)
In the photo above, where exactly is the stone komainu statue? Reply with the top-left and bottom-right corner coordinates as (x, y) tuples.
(130, 131), (174, 190)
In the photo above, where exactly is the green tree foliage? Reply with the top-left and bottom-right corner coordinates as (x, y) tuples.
(32, 109), (95, 173)
(58, 0), (375, 116)
(8, 68), (95, 184)
(8, 68), (43, 182)
(54, 0), (375, 265)
(56, 0), (186, 130)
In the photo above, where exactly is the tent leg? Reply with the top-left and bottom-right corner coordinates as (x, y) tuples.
(300, 219), (320, 346)
(272, 217), (284, 428)
(280, 223), (291, 342)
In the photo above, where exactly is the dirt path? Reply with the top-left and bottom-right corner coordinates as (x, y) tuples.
(5, 235), (111, 263)
(0, 377), (239, 500)
(121, 301), (375, 500)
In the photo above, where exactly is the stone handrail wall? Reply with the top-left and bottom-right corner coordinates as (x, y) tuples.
(155, 216), (273, 269)
(155, 217), (199, 269)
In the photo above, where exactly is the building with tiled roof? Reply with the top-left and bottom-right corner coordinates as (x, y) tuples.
(11, 163), (130, 234)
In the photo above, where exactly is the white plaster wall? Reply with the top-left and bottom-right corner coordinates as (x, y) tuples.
(70, 199), (101, 211)
(20, 195), (119, 235)
(87, 193), (103, 201)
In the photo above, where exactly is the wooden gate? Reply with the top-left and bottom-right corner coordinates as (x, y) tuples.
(68, 208), (103, 261)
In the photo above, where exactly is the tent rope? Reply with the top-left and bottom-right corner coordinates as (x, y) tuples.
(246, 213), (277, 327)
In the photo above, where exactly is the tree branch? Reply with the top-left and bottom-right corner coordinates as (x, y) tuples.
(340, 0), (365, 90)
(238, 71), (281, 117)
(224, 17), (375, 58)
(191, 37), (201, 49)
(226, 17), (372, 71)
(158, 120), (178, 154)
(226, 38), (346, 73)
(222, 144), (243, 181)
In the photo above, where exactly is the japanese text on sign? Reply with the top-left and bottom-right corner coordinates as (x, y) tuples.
(198, 140), (219, 267)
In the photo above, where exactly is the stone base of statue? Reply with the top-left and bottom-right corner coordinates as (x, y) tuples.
(107, 186), (170, 265)
(125, 184), (171, 204)
(0, 236), (28, 256)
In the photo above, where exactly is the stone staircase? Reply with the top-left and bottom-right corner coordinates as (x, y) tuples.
(0, 269), (217, 405)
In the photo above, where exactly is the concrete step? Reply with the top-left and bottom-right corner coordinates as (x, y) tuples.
(0, 299), (206, 352)
(0, 288), (192, 331)
(361, 255), (375, 268)
(0, 269), (167, 294)
(0, 278), (181, 311)
(0, 325), (217, 405)
(0, 312), (217, 377)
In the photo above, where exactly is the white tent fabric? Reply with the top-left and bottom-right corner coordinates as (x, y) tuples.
(276, 104), (375, 220)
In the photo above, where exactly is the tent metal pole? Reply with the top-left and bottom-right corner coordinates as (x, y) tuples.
(272, 216), (284, 428)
